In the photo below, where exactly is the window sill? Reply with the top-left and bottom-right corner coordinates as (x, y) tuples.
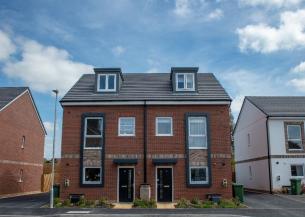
(189, 147), (207, 150)
(118, 134), (135, 137)
(156, 134), (173, 137)
(190, 182), (209, 185)
(83, 147), (102, 150)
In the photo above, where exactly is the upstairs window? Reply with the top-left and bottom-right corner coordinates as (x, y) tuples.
(188, 116), (207, 149)
(287, 124), (303, 150)
(176, 73), (194, 91)
(119, 117), (135, 136)
(156, 117), (173, 136)
(84, 117), (103, 149)
(97, 74), (116, 92)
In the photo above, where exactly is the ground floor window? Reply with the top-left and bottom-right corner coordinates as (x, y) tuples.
(189, 166), (208, 184)
(83, 167), (102, 184)
(291, 165), (304, 177)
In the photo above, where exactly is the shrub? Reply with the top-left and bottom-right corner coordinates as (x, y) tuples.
(175, 198), (191, 208)
(201, 200), (215, 208)
(99, 197), (114, 208)
(62, 199), (72, 207)
(133, 198), (157, 208)
(77, 196), (86, 207)
(218, 199), (238, 208)
(54, 197), (62, 207)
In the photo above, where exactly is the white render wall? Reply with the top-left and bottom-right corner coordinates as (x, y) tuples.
(268, 119), (305, 155)
(271, 158), (305, 191)
(268, 118), (305, 191)
(234, 99), (268, 162)
(234, 99), (270, 190)
(235, 159), (270, 191)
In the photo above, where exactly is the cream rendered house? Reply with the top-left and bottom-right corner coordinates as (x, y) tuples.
(234, 96), (305, 193)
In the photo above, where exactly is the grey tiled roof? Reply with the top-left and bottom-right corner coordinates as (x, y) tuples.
(61, 73), (231, 102)
(246, 96), (305, 116)
(0, 87), (28, 110)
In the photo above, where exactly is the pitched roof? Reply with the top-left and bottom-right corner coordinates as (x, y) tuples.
(0, 87), (47, 134)
(0, 87), (28, 110)
(246, 96), (305, 117)
(61, 73), (231, 103)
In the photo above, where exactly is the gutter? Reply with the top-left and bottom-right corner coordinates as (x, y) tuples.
(143, 100), (147, 184)
(266, 116), (273, 194)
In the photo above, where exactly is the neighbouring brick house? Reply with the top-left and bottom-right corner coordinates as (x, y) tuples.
(0, 87), (46, 196)
(60, 67), (232, 202)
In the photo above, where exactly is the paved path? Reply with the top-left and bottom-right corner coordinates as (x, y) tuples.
(0, 192), (49, 208)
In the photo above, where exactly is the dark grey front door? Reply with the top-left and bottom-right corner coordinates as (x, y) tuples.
(119, 168), (134, 202)
(157, 168), (172, 202)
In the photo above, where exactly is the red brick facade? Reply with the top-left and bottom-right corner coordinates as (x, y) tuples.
(60, 104), (232, 201)
(0, 91), (45, 195)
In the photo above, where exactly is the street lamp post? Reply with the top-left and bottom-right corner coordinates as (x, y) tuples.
(50, 89), (58, 208)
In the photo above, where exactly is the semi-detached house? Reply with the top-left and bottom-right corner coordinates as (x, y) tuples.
(60, 67), (232, 202)
(234, 96), (305, 193)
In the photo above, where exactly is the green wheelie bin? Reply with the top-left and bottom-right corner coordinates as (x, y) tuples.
(290, 179), (302, 195)
(233, 183), (244, 202)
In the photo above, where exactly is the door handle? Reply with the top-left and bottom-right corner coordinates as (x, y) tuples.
(163, 185), (170, 188)
(121, 185), (127, 188)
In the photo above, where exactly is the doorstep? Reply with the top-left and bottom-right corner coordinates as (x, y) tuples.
(113, 203), (133, 209)
(157, 202), (176, 209)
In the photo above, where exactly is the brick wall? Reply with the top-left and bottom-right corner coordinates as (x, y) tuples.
(0, 92), (45, 195)
(60, 104), (232, 201)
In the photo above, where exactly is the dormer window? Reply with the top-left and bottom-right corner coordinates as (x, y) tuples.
(176, 73), (195, 91)
(97, 74), (116, 92)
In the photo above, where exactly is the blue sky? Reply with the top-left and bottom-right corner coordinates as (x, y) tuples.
(1, 0), (305, 158)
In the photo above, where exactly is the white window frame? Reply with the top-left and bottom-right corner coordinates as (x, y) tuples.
(189, 166), (208, 184)
(188, 116), (207, 149)
(290, 164), (304, 178)
(176, 73), (195, 91)
(97, 74), (116, 92)
(156, 117), (173, 136)
(84, 117), (103, 149)
(83, 167), (102, 184)
(287, 124), (303, 151)
(118, 117), (135, 136)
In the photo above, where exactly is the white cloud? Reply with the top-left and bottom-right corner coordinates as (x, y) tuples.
(239, 0), (304, 8)
(43, 121), (62, 159)
(44, 121), (54, 133)
(291, 61), (305, 73)
(112, 45), (125, 56)
(207, 9), (223, 21)
(289, 78), (305, 91)
(3, 38), (92, 96)
(221, 69), (287, 116)
(173, 0), (192, 17)
(237, 9), (305, 53)
(0, 30), (16, 61)
(172, 0), (223, 22)
(289, 61), (305, 91)
(144, 68), (160, 73)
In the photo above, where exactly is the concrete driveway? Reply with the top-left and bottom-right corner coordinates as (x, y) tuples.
(0, 192), (49, 208)
(244, 192), (305, 209)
